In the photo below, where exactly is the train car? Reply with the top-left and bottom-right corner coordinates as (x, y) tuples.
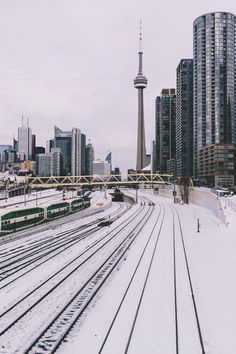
(46, 201), (70, 219)
(70, 197), (90, 212)
(112, 187), (124, 202)
(84, 197), (91, 208)
(0, 197), (91, 234)
(70, 198), (85, 212)
(0, 206), (45, 233)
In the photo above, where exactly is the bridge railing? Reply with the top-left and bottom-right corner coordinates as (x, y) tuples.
(25, 173), (172, 188)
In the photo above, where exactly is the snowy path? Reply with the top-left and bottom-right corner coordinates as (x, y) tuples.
(0, 188), (66, 209)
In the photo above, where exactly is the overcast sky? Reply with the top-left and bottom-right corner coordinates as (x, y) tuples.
(0, 0), (236, 172)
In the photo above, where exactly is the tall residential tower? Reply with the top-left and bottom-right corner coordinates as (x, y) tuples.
(18, 120), (32, 161)
(155, 89), (176, 174)
(193, 12), (236, 186)
(176, 59), (193, 178)
(134, 23), (148, 171)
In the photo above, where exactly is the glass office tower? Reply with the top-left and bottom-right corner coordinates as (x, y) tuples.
(155, 89), (176, 174)
(176, 59), (193, 178)
(193, 12), (236, 185)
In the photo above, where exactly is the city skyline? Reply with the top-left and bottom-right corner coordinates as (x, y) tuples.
(0, 1), (236, 172)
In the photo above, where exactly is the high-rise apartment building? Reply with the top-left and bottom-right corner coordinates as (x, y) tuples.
(155, 89), (176, 174)
(93, 160), (111, 175)
(81, 133), (86, 175)
(50, 148), (62, 176)
(0, 145), (11, 163)
(85, 143), (94, 175)
(18, 124), (32, 161)
(151, 141), (156, 174)
(193, 12), (236, 186)
(176, 59), (193, 178)
(31, 134), (36, 160)
(71, 128), (81, 176)
(105, 152), (112, 172)
(52, 126), (72, 175)
(36, 154), (51, 176)
(52, 126), (88, 176)
(36, 148), (62, 176)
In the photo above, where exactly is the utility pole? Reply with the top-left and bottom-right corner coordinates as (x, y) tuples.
(197, 218), (200, 232)
(136, 185), (139, 203)
(173, 181), (176, 203)
(24, 182), (27, 206)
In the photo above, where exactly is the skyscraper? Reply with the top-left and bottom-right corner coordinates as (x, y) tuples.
(85, 143), (94, 175)
(18, 122), (32, 161)
(81, 133), (86, 175)
(71, 128), (81, 176)
(31, 134), (36, 160)
(52, 126), (87, 176)
(155, 89), (176, 174)
(193, 12), (236, 186)
(36, 148), (62, 177)
(105, 151), (112, 172)
(52, 126), (72, 174)
(176, 59), (193, 178)
(134, 23), (148, 171)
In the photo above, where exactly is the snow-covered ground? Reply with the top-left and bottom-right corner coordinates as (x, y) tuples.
(0, 189), (236, 353)
(0, 188), (66, 209)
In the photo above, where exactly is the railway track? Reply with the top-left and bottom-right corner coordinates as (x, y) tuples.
(171, 205), (205, 354)
(97, 202), (165, 354)
(0, 192), (112, 246)
(0, 203), (130, 287)
(0, 194), (206, 354)
(0, 198), (154, 353)
(75, 199), (205, 354)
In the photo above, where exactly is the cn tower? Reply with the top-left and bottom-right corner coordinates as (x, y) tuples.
(134, 22), (148, 171)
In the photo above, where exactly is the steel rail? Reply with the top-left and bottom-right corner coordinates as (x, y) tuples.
(23, 201), (154, 354)
(0, 200), (148, 337)
(98, 203), (164, 353)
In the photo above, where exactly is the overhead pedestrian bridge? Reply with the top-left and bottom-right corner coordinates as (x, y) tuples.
(26, 173), (172, 188)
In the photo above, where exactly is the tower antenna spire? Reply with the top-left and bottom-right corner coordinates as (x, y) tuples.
(139, 20), (142, 53)
(134, 21), (148, 171)
(138, 20), (143, 74)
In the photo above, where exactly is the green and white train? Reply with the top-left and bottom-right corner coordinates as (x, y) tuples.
(0, 197), (90, 234)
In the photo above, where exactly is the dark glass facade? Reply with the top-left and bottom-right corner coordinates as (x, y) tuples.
(155, 89), (176, 174)
(198, 144), (236, 187)
(176, 59), (193, 177)
(193, 12), (236, 182)
(52, 137), (71, 175)
(155, 96), (161, 172)
(81, 134), (86, 175)
(85, 143), (94, 175)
